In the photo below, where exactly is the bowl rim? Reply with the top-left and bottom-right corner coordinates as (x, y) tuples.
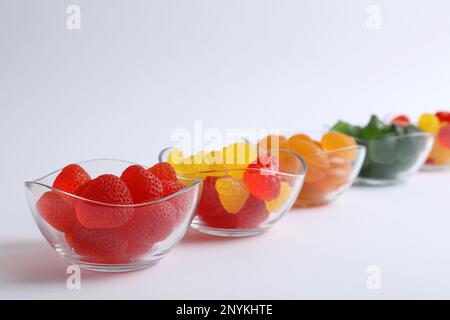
(24, 158), (203, 208)
(254, 131), (367, 161)
(158, 146), (308, 178)
(352, 131), (435, 143)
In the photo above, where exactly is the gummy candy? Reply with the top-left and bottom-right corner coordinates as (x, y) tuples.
(264, 182), (293, 213)
(436, 111), (450, 123)
(332, 121), (362, 137)
(120, 165), (163, 203)
(243, 157), (281, 201)
(391, 115), (410, 127)
(126, 201), (177, 246)
(76, 174), (134, 229)
(148, 162), (178, 182)
(215, 176), (249, 214)
(418, 113), (441, 134)
(195, 177), (230, 227)
(71, 224), (128, 263)
(235, 195), (269, 229)
(53, 164), (91, 194)
(320, 131), (357, 161)
(332, 115), (426, 180)
(37, 191), (77, 233)
(438, 124), (450, 149)
(161, 179), (185, 197)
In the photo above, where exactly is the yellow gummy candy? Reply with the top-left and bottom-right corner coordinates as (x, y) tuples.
(264, 182), (293, 213)
(418, 113), (440, 134)
(215, 176), (249, 214)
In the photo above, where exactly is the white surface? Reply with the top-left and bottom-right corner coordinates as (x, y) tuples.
(1, 0), (450, 299)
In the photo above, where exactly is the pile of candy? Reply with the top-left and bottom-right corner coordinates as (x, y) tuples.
(36, 162), (189, 263)
(259, 132), (358, 206)
(415, 112), (450, 165)
(167, 142), (295, 229)
(332, 115), (428, 180)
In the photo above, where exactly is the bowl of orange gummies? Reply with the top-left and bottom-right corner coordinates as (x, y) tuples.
(258, 131), (366, 207)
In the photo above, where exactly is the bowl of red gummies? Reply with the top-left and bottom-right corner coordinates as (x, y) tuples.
(25, 159), (202, 272)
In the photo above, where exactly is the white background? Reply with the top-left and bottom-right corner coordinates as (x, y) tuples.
(1, 0), (450, 299)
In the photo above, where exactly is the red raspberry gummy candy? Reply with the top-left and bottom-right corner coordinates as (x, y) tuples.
(120, 165), (163, 203)
(37, 191), (77, 233)
(194, 176), (240, 229)
(236, 195), (269, 228)
(76, 174), (134, 229)
(71, 224), (128, 263)
(436, 111), (450, 123)
(126, 202), (177, 246)
(148, 162), (178, 182)
(53, 164), (91, 194)
(243, 157), (281, 201)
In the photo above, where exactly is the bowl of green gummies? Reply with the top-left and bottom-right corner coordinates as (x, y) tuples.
(331, 115), (434, 185)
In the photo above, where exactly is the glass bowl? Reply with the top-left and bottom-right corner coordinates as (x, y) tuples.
(255, 131), (365, 207)
(159, 148), (307, 237)
(24, 159), (202, 272)
(294, 145), (366, 207)
(355, 133), (434, 185)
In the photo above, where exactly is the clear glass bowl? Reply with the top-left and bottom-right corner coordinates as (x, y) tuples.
(294, 145), (366, 207)
(355, 133), (434, 185)
(422, 131), (450, 171)
(24, 159), (202, 272)
(253, 131), (365, 207)
(159, 148), (307, 237)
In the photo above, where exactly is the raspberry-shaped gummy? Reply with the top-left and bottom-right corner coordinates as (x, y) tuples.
(53, 164), (91, 194)
(194, 177), (232, 228)
(76, 174), (134, 229)
(148, 162), (178, 182)
(126, 201), (177, 246)
(264, 182), (293, 213)
(236, 195), (269, 228)
(215, 176), (249, 214)
(120, 165), (163, 203)
(37, 191), (77, 233)
(71, 223), (128, 263)
(243, 157), (281, 201)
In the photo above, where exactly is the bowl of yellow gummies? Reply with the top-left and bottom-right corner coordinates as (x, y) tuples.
(159, 142), (307, 237)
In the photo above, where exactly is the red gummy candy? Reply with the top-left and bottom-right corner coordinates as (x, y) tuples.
(53, 164), (91, 194)
(148, 162), (178, 182)
(37, 191), (77, 233)
(76, 174), (134, 229)
(126, 201), (177, 246)
(236, 195), (269, 228)
(196, 177), (269, 229)
(243, 157), (281, 201)
(195, 176), (237, 229)
(71, 223), (128, 263)
(120, 165), (163, 203)
(391, 115), (410, 127)
(161, 179), (191, 222)
(161, 179), (185, 197)
(436, 111), (450, 123)
(438, 124), (450, 149)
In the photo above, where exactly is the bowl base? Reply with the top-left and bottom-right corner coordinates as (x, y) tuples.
(356, 176), (406, 186)
(421, 163), (450, 172)
(191, 224), (267, 237)
(65, 258), (162, 273)
(294, 198), (334, 208)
